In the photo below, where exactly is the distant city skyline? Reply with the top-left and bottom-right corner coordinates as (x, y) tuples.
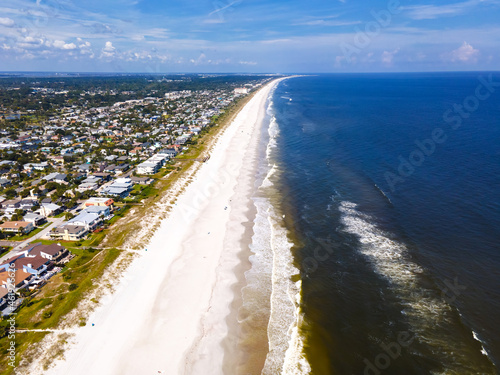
(0, 0), (499, 73)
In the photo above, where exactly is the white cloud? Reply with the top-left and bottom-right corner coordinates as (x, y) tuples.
(17, 36), (44, 49)
(450, 41), (479, 62)
(53, 40), (77, 50)
(403, 0), (495, 20)
(101, 41), (116, 58)
(239, 60), (257, 65)
(190, 53), (207, 65)
(382, 48), (400, 64)
(78, 39), (94, 57)
(0, 17), (15, 27)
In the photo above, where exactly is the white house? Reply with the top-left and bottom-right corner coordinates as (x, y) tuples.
(68, 212), (102, 231)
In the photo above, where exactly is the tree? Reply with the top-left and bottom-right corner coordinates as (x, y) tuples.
(20, 188), (31, 198)
(11, 213), (22, 221)
(4, 188), (16, 199)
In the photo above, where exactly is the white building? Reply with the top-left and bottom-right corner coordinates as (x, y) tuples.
(136, 161), (161, 175)
(234, 87), (249, 94)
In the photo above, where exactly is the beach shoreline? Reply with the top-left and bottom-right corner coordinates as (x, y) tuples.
(34, 78), (284, 375)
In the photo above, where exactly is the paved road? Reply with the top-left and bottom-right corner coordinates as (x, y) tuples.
(0, 217), (65, 263)
(0, 241), (19, 248)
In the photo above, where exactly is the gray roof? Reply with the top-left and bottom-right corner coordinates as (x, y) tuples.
(41, 203), (61, 210)
(69, 212), (100, 225)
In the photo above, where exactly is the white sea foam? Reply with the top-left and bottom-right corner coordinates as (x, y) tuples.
(339, 200), (492, 370)
(472, 330), (490, 357)
(374, 183), (392, 204)
(261, 164), (278, 188)
(266, 116), (279, 160)
(242, 84), (311, 374)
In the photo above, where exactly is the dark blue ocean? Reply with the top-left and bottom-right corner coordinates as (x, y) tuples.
(269, 73), (500, 374)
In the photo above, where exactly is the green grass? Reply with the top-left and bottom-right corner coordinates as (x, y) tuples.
(0, 247), (122, 373)
(80, 232), (106, 247)
(8, 226), (46, 241)
(105, 205), (131, 226)
(0, 247), (11, 257)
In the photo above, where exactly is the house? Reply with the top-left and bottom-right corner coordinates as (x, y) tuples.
(50, 225), (88, 241)
(91, 173), (111, 182)
(110, 177), (133, 190)
(104, 155), (118, 162)
(0, 221), (34, 235)
(104, 164), (117, 173)
(234, 87), (249, 94)
(44, 173), (67, 183)
(19, 199), (37, 211)
(160, 148), (178, 158)
(100, 186), (130, 198)
(39, 203), (62, 217)
(114, 164), (129, 174)
(84, 197), (114, 208)
(77, 163), (91, 173)
(81, 176), (102, 185)
(47, 155), (65, 164)
(54, 174), (67, 183)
(0, 168), (11, 177)
(23, 213), (46, 226)
(0, 285), (8, 306)
(44, 172), (59, 182)
(0, 269), (32, 290)
(77, 182), (99, 192)
(29, 243), (67, 261)
(129, 147), (142, 156)
(23, 162), (49, 171)
(136, 161), (160, 175)
(10, 256), (50, 277)
(83, 205), (111, 218)
(130, 176), (153, 185)
(68, 212), (102, 231)
(1, 199), (21, 213)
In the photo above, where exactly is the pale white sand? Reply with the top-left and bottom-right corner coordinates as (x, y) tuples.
(42, 78), (284, 375)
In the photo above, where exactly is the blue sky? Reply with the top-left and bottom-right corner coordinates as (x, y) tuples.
(0, 0), (499, 72)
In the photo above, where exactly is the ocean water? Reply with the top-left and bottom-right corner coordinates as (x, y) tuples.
(245, 73), (500, 374)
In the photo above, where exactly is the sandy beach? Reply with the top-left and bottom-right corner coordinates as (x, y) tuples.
(40, 78), (284, 375)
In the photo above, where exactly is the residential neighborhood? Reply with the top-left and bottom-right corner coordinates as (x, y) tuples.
(0, 242), (70, 315)
(0, 74), (270, 316)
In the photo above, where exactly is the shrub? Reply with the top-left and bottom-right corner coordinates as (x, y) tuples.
(68, 283), (78, 291)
